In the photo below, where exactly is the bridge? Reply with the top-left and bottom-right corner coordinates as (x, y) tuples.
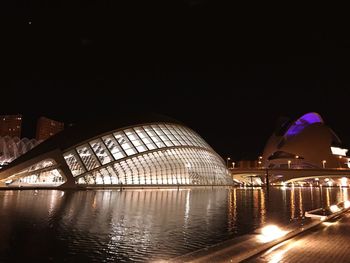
(230, 167), (350, 184)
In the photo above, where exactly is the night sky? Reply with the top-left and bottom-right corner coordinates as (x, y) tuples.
(2, 1), (349, 161)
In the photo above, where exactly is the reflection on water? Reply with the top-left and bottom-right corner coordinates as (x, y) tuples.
(0, 187), (349, 262)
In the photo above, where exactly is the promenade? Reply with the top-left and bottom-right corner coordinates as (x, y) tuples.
(247, 212), (350, 263)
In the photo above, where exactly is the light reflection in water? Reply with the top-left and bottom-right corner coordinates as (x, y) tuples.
(260, 189), (266, 225)
(326, 187), (331, 207)
(310, 187), (314, 207)
(342, 187), (348, 202)
(290, 187), (295, 219)
(0, 187), (350, 262)
(298, 187), (303, 218)
(227, 188), (237, 231)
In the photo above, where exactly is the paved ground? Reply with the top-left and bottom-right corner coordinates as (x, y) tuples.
(247, 212), (350, 263)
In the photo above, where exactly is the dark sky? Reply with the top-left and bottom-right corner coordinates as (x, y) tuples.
(2, 1), (349, 161)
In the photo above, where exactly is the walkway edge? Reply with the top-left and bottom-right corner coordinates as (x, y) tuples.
(171, 208), (350, 263)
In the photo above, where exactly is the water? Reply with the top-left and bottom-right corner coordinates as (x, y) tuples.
(0, 187), (348, 262)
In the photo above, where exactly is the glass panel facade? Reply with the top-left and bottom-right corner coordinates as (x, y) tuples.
(75, 147), (229, 186)
(89, 138), (113, 165)
(76, 144), (100, 170)
(7, 161), (65, 186)
(133, 127), (157, 150)
(124, 128), (148, 153)
(18, 169), (64, 185)
(114, 131), (138, 156)
(151, 125), (174, 147)
(143, 126), (166, 148)
(64, 151), (85, 176)
(102, 135), (126, 160)
(61, 123), (230, 186)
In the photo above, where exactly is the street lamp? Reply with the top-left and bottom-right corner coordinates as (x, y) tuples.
(338, 156), (342, 168)
(258, 156), (263, 168)
(288, 160), (291, 169)
(226, 157), (230, 168)
(232, 162), (235, 169)
(322, 160), (326, 168)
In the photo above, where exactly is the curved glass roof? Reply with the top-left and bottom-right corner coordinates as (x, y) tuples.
(285, 112), (323, 138)
(62, 122), (230, 186)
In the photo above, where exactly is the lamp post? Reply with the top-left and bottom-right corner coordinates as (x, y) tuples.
(232, 162), (235, 169)
(258, 156), (263, 168)
(322, 160), (326, 169)
(258, 161), (262, 168)
(288, 160), (291, 169)
(226, 157), (230, 169)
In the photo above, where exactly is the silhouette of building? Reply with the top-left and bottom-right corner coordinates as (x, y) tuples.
(36, 117), (64, 141)
(0, 114), (22, 137)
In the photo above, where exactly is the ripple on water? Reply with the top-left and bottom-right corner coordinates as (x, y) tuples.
(0, 187), (347, 261)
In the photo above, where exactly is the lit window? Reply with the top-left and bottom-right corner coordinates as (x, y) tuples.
(89, 138), (113, 165)
(76, 144), (100, 170)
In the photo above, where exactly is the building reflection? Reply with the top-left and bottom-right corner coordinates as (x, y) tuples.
(227, 188), (237, 231)
(310, 187), (314, 207)
(298, 187), (304, 218)
(326, 187), (331, 207)
(290, 187), (295, 219)
(2, 187), (350, 261)
(227, 188), (267, 232)
(259, 189), (266, 225)
(55, 188), (229, 261)
(342, 187), (348, 202)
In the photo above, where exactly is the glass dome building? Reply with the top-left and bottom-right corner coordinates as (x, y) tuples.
(0, 114), (232, 188)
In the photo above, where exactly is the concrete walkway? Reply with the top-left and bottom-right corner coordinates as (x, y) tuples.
(247, 212), (350, 263)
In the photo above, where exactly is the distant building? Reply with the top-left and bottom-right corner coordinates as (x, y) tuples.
(262, 112), (350, 169)
(36, 117), (64, 141)
(0, 136), (40, 166)
(0, 114), (22, 138)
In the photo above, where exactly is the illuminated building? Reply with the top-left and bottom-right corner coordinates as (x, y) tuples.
(262, 112), (350, 169)
(0, 136), (40, 166)
(0, 114), (22, 137)
(0, 114), (232, 188)
(36, 116), (64, 141)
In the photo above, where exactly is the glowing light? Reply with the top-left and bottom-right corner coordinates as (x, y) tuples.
(340, 177), (348, 187)
(344, 200), (350, 209)
(285, 112), (323, 137)
(327, 181), (333, 187)
(323, 221), (339, 226)
(320, 216), (326, 221)
(258, 225), (287, 243)
(331, 147), (348, 156)
(330, 205), (340, 213)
